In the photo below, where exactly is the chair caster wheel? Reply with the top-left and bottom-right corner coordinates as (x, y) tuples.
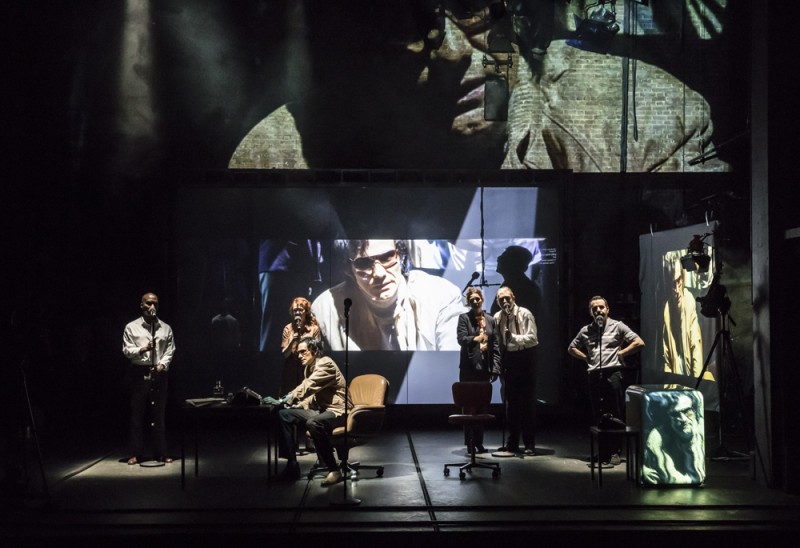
(492, 470), (500, 478)
(444, 468), (450, 476)
(459, 472), (466, 480)
(376, 467), (384, 477)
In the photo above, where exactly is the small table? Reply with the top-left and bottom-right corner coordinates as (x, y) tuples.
(589, 425), (640, 487)
(180, 401), (278, 488)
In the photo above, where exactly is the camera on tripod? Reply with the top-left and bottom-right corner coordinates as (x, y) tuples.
(696, 273), (731, 319)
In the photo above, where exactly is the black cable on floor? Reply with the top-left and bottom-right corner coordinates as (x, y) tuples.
(53, 454), (115, 487)
(406, 429), (439, 532)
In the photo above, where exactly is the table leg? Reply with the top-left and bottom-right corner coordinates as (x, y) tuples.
(194, 413), (199, 477)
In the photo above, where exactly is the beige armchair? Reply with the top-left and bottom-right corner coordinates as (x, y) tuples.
(308, 373), (389, 479)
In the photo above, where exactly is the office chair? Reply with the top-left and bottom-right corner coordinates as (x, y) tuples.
(307, 374), (389, 479)
(444, 381), (501, 480)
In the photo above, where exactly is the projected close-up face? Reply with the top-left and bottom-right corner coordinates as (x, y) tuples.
(228, 2), (736, 172)
(671, 261), (685, 308)
(670, 395), (698, 441)
(357, 1), (516, 168)
(640, 388), (706, 486)
(176, 185), (562, 404)
(350, 240), (404, 305)
(639, 224), (721, 406)
(418, 3), (517, 138)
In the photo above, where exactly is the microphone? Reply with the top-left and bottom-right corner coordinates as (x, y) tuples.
(344, 298), (352, 318)
(502, 303), (512, 315)
(293, 315), (303, 329)
(594, 314), (605, 329)
(462, 271), (480, 294)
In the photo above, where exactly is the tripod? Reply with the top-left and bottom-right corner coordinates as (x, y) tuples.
(13, 362), (55, 509)
(695, 313), (751, 461)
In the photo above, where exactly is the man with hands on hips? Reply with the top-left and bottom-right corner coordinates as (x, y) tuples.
(568, 295), (644, 465)
(567, 296), (644, 423)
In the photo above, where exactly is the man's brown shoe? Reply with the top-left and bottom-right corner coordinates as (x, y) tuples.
(321, 470), (343, 486)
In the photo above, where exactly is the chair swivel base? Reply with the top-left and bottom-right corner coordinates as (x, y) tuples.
(444, 452), (501, 480)
(307, 460), (385, 480)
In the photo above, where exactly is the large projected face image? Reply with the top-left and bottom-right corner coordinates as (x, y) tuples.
(228, 1), (732, 173)
(661, 250), (709, 379)
(310, 239), (462, 352)
(176, 186), (561, 405)
(639, 224), (720, 410)
(640, 390), (706, 486)
(307, 238), (546, 354)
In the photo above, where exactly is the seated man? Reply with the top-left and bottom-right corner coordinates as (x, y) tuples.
(272, 337), (350, 486)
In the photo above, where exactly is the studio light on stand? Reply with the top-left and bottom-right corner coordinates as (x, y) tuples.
(694, 266), (758, 467)
(696, 273), (731, 321)
(680, 233), (712, 273)
(568, 1), (620, 53)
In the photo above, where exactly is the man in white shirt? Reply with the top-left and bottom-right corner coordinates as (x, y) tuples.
(122, 292), (176, 465)
(494, 287), (539, 455)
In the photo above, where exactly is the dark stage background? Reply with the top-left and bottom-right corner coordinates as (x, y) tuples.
(11, 0), (799, 494)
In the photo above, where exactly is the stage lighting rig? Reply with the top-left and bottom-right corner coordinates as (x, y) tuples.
(680, 233), (712, 273)
(573, 1), (620, 49)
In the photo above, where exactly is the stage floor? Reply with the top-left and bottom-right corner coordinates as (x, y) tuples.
(3, 418), (800, 545)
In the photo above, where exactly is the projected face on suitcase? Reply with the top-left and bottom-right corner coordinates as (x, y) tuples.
(640, 389), (705, 485)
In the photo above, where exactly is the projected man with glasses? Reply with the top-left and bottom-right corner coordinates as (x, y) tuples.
(311, 239), (462, 351)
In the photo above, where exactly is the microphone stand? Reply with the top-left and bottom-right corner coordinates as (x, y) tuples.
(493, 308), (515, 458)
(591, 317), (616, 468)
(294, 317), (305, 455)
(20, 360), (56, 509)
(332, 299), (360, 506)
(150, 317), (157, 378)
(143, 315), (165, 467)
(491, 377), (514, 458)
(597, 317), (604, 423)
